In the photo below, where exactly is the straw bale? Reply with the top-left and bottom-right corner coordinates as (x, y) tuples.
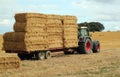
(63, 25), (78, 28)
(3, 32), (47, 42)
(48, 35), (62, 39)
(14, 22), (45, 27)
(47, 28), (62, 33)
(28, 44), (48, 51)
(47, 32), (63, 36)
(62, 15), (77, 20)
(48, 43), (63, 49)
(64, 35), (77, 40)
(48, 41), (63, 44)
(48, 38), (63, 43)
(14, 26), (46, 32)
(47, 14), (62, 19)
(64, 40), (78, 48)
(3, 42), (16, 51)
(46, 23), (63, 28)
(46, 19), (62, 24)
(3, 32), (15, 42)
(64, 28), (78, 32)
(14, 22), (46, 32)
(64, 31), (78, 35)
(3, 42), (48, 52)
(0, 53), (20, 69)
(62, 20), (77, 25)
(15, 13), (46, 22)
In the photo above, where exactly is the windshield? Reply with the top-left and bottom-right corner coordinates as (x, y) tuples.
(78, 28), (89, 36)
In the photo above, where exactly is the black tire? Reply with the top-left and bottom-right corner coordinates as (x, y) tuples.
(78, 38), (92, 54)
(18, 53), (25, 60)
(35, 52), (45, 60)
(92, 40), (100, 53)
(45, 51), (51, 59)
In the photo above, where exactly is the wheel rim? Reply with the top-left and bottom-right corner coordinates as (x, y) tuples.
(45, 51), (51, 59)
(47, 52), (51, 57)
(40, 52), (44, 59)
(86, 41), (91, 52)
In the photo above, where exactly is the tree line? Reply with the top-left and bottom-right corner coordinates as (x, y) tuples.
(78, 22), (105, 32)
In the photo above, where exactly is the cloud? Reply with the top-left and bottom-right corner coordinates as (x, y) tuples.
(0, 19), (11, 26)
(72, 0), (120, 21)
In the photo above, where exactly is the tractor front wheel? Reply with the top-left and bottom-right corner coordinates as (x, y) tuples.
(92, 40), (100, 53)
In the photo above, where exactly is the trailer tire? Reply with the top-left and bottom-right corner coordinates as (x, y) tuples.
(35, 52), (45, 60)
(45, 51), (51, 59)
(92, 40), (100, 53)
(78, 38), (92, 54)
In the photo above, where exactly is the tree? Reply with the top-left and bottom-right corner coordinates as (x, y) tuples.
(78, 22), (105, 32)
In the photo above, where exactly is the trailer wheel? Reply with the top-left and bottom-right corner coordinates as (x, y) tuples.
(45, 51), (51, 59)
(35, 51), (45, 60)
(92, 40), (100, 53)
(78, 38), (92, 54)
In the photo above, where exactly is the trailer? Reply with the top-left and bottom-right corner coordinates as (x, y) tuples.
(3, 13), (100, 60)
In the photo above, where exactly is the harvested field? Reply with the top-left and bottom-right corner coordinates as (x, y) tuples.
(90, 32), (120, 50)
(0, 32), (120, 77)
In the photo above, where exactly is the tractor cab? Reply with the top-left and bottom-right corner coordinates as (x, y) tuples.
(78, 26), (89, 37)
(78, 26), (90, 42)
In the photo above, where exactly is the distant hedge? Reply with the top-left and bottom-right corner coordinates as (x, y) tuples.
(78, 22), (105, 32)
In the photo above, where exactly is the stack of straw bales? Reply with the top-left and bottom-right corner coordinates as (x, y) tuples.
(3, 13), (78, 52)
(46, 15), (63, 49)
(3, 13), (48, 52)
(62, 16), (78, 48)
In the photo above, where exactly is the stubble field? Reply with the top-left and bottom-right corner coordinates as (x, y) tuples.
(0, 32), (120, 77)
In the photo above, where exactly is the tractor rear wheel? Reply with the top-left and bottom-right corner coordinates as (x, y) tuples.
(78, 38), (92, 54)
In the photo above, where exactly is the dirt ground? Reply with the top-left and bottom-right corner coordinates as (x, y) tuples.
(0, 32), (120, 77)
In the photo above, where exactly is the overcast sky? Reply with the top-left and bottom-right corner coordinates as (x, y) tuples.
(0, 0), (120, 34)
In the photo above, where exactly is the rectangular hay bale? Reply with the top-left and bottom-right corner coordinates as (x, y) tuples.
(0, 53), (20, 69)
(14, 22), (46, 32)
(62, 15), (77, 20)
(15, 13), (46, 22)
(3, 32), (47, 42)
